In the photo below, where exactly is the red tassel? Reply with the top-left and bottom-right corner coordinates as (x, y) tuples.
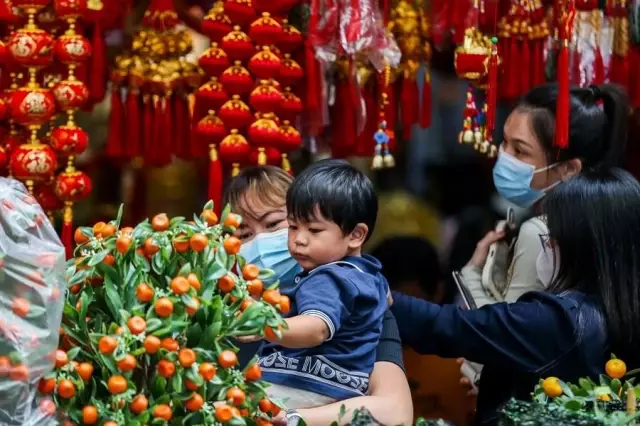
(617, 55), (630, 90)
(400, 76), (419, 140)
(520, 38), (531, 96)
(88, 22), (106, 104)
(0, 0), (12, 21)
(142, 95), (153, 164)
(532, 39), (545, 86)
(304, 40), (322, 136)
(419, 71), (432, 128)
(385, 83), (397, 152)
(505, 36), (519, 99)
(62, 204), (74, 260)
(208, 144), (223, 217)
(126, 90), (141, 158)
(629, 46), (640, 108)
(105, 85), (124, 159)
(331, 79), (356, 158)
(173, 94), (185, 158)
(150, 95), (165, 166)
(556, 43), (570, 149)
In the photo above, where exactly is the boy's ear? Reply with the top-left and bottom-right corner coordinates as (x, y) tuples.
(347, 223), (369, 249)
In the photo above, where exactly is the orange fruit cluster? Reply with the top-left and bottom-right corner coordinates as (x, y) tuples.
(41, 202), (287, 425)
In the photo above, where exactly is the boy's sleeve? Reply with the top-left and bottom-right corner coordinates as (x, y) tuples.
(295, 272), (353, 341)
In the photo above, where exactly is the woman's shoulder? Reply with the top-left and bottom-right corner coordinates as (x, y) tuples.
(515, 216), (548, 245)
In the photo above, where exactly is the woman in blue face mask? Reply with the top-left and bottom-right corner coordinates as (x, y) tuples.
(223, 166), (413, 426)
(462, 83), (629, 308)
(455, 83), (629, 398)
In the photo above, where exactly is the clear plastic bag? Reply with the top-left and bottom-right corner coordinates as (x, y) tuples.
(0, 178), (66, 426)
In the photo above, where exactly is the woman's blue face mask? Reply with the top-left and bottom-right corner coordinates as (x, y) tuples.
(239, 228), (301, 289)
(492, 147), (560, 208)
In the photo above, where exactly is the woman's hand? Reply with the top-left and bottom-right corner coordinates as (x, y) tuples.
(467, 230), (505, 268)
(456, 358), (479, 397)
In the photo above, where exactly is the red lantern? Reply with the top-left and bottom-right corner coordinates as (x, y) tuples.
(219, 95), (253, 130)
(10, 87), (56, 127)
(221, 26), (256, 61)
(223, 0), (255, 26)
(279, 87), (302, 121)
(195, 78), (229, 111)
(219, 129), (251, 174)
(7, 28), (55, 69)
(4, 132), (25, 155)
(201, 10), (233, 43)
(248, 115), (281, 147)
(249, 13), (283, 46)
(249, 80), (283, 113)
(0, 40), (7, 64)
(54, 169), (92, 202)
(248, 46), (282, 79)
(35, 182), (64, 211)
(198, 43), (230, 78)
(220, 61), (254, 95)
(278, 54), (303, 87)
(10, 143), (58, 181)
(196, 111), (227, 145)
(278, 20), (303, 53)
(53, 0), (86, 19)
(52, 78), (89, 110)
(50, 125), (88, 155)
(277, 120), (302, 153)
(54, 33), (91, 65)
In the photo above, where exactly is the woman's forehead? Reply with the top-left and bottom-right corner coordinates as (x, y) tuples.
(236, 191), (286, 221)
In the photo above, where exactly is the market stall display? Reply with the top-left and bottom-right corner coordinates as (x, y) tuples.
(38, 203), (289, 425)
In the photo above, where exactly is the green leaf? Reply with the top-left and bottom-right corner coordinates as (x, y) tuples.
(88, 250), (110, 267)
(185, 366), (204, 387)
(258, 269), (275, 280)
(152, 375), (167, 398)
(563, 399), (583, 411)
(152, 252), (165, 275)
(170, 216), (186, 227)
(105, 280), (124, 323)
(611, 378), (622, 394)
(146, 318), (163, 333)
(229, 416), (246, 426)
(67, 347), (81, 361)
(186, 324), (203, 348)
(205, 263), (226, 282)
(178, 262), (192, 277)
(152, 326), (173, 338)
(203, 200), (214, 211)
(216, 248), (228, 269)
(171, 374), (184, 393)
(79, 291), (91, 334)
(114, 204), (124, 227)
(578, 378), (593, 391)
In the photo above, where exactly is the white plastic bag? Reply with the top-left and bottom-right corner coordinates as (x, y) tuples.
(0, 177), (66, 426)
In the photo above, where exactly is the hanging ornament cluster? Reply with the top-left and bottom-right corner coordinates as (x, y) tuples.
(455, 27), (500, 158)
(497, 0), (548, 100)
(104, 0), (199, 166)
(308, 0), (401, 167)
(388, 0), (432, 139)
(194, 0), (305, 214)
(570, 8), (610, 87)
(0, 0), (96, 258)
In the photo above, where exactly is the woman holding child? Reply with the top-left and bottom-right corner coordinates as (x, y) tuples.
(224, 164), (413, 426)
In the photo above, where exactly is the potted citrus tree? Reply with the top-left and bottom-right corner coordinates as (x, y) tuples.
(40, 202), (289, 425)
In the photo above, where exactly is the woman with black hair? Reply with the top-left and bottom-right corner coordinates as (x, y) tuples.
(392, 169), (640, 424)
(463, 83), (629, 306)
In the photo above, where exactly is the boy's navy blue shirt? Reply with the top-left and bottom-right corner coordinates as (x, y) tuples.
(259, 254), (389, 400)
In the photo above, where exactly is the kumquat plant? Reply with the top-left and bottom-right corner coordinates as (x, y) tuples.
(43, 202), (289, 426)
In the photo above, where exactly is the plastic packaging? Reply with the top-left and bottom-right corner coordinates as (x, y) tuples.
(0, 178), (66, 426)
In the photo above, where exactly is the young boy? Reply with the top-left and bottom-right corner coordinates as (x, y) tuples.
(257, 159), (389, 408)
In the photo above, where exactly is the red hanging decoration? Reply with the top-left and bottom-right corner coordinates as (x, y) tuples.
(555, 0), (576, 149)
(105, 84), (124, 158)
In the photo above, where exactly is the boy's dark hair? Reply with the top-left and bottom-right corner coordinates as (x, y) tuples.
(286, 159), (378, 240)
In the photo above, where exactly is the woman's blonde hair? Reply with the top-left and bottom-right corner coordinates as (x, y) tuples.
(223, 166), (294, 213)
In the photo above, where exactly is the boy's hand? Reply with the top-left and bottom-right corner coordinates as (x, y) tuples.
(387, 292), (394, 307)
(236, 335), (261, 343)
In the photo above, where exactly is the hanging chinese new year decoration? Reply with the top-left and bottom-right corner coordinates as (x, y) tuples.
(195, 0), (305, 215)
(104, 0), (199, 166)
(51, 0), (93, 259)
(7, 1), (59, 194)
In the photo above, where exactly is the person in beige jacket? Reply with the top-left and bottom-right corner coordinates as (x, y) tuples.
(457, 83), (629, 397)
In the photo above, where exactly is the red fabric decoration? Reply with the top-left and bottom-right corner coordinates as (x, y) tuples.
(142, 95), (154, 163)
(125, 90), (141, 158)
(105, 86), (124, 158)
(61, 215), (73, 259)
(556, 5), (576, 149)
(88, 22), (106, 104)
